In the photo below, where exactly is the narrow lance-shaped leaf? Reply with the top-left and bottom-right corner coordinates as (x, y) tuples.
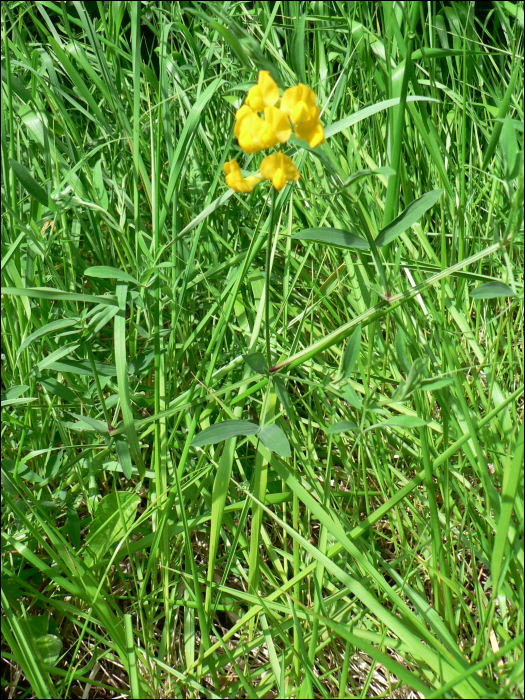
(257, 424), (291, 458)
(470, 282), (517, 299)
(375, 190), (444, 247)
(191, 420), (260, 447)
(293, 228), (369, 250)
(9, 159), (55, 210)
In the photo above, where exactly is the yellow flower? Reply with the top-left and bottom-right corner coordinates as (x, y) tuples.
(263, 106), (291, 145)
(234, 105), (276, 154)
(260, 152), (300, 191)
(294, 106), (325, 148)
(245, 71), (280, 112)
(223, 160), (262, 193)
(234, 104), (291, 154)
(280, 84), (325, 148)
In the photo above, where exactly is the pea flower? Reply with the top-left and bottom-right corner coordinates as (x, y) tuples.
(225, 71), (324, 192)
(280, 84), (325, 148)
(260, 153), (300, 191)
(234, 105), (291, 154)
(245, 70), (280, 111)
(223, 160), (262, 193)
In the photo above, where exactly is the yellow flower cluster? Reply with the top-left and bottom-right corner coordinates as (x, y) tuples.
(224, 71), (325, 193)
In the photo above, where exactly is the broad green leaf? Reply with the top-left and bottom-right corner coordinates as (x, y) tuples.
(470, 281), (516, 299)
(85, 266), (140, 286)
(9, 159), (54, 210)
(375, 190), (444, 247)
(257, 424), (291, 458)
(293, 228), (369, 250)
(84, 491), (141, 567)
(242, 352), (267, 374)
(327, 420), (359, 435)
(191, 420), (260, 447)
(36, 634), (63, 666)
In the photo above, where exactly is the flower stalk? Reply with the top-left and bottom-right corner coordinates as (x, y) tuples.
(265, 185), (277, 367)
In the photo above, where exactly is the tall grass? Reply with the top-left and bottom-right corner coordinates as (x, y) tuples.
(1, 1), (523, 698)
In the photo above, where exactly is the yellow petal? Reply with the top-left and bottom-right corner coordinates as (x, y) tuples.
(245, 85), (264, 112)
(280, 84), (317, 121)
(237, 111), (277, 153)
(272, 168), (287, 191)
(260, 153), (300, 189)
(291, 101), (311, 125)
(225, 164), (262, 192)
(258, 70), (279, 105)
(223, 160), (242, 177)
(245, 71), (280, 111)
(295, 116), (325, 148)
(263, 107), (292, 144)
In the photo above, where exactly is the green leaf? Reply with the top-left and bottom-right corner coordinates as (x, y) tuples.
(85, 266), (140, 286)
(84, 491), (141, 567)
(191, 420), (260, 448)
(375, 190), (444, 247)
(9, 159), (54, 210)
(1, 397), (37, 408)
(342, 326), (361, 378)
(325, 96), (439, 139)
(17, 319), (79, 359)
(341, 166), (395, 188)
(395, 329), (411, 374)
(44, 358), (117, 377)
(115, 438), (133, 479)
(93, 159), (109, 210)
(36, 634), (63, 666)
(1, 385), (30, 401)
(421, 377), (454, 391)
(327, 420), (359, 435)
(31, 344), (80, 376)
(340, 383), (362, 409)
(25, 617), (62, 665)
(375, 416), (429, 429)
(499, 115), (520, 181)
(67, 506), (81, 549)
(274, 377), (293, 422)
(69, 412), (109, 436)
(293, 228), (369, 250)
(257, 424), (291, 458)
(242, 352), (267, 374)
(491, 425), (524, 592)
(470, 282), (516, 299)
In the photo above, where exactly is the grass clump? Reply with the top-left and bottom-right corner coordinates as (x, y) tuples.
(1, 1), (523, 698)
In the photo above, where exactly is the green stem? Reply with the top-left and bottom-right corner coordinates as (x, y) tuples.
(265, 186), (277, 368)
